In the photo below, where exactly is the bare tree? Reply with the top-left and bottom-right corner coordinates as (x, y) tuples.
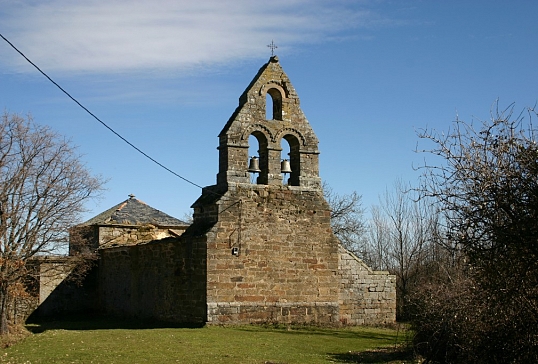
(368, 179), (439, 319)
(323, 183), (367, 255)
(0, 112), (104, 334)
(367, 205), (391, 270)
(413, 102), (538, 362)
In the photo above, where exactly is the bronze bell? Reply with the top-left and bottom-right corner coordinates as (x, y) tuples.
(248, 156), (261, 173)
(281, 159), (292, 174)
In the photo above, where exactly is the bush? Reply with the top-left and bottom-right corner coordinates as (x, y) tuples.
(413, 103), (538, 363)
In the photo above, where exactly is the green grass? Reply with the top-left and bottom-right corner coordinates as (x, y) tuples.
(0, 318), (413, 363)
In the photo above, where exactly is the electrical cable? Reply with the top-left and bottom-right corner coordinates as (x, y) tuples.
(1, 34), (269, 253)
(0, 32), (205, 190)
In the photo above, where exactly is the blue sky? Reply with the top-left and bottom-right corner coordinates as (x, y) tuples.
(1, 0), (537, 222)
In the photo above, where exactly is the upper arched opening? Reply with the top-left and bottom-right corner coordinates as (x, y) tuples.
(266, 88), (282, 121)
(264, 85), (284, 121)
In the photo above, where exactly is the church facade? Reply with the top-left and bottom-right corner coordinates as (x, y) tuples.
(44, 56), (396, 326)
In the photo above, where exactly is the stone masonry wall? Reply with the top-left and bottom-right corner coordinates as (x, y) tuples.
(30, 257), (99, 319)
(80, 55), (397, 327)
(97, 224), (186, 247)
(200, 183), (341, 325)
(69, 224), (187, 254)
(98, 235), (206, 323)
(338, 246), (396, 325)
(217, 56), (321, 189)
(39, 259), (74, 304)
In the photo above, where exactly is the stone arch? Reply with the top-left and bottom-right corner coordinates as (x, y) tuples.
(275, 128), (306, 147)
(280, 133), (301, 186)
(259, 83), (287, 98)
(260, 83), (286, 121)
(241, 124), (274, 143)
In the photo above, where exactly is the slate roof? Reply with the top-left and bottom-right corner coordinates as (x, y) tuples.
(81, 194), (189, 227)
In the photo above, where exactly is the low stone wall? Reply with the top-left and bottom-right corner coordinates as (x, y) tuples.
(207, 302), (339, 325)
(30, 258), (98, 318)
(35, 231), (395, 326)
(39, 259), (74, 304)
(98, 235), (207, 323)
(338, 246), (396, 325)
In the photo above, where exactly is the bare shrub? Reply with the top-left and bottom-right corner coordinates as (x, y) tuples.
(413, 102), (538, 363)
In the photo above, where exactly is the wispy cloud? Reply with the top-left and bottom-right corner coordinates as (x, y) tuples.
(1, 0), (379, 74)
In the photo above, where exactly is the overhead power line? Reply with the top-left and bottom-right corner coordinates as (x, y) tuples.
(0, 32), (205, 190)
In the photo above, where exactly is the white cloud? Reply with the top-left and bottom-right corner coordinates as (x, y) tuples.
(1, 0), (376, 74)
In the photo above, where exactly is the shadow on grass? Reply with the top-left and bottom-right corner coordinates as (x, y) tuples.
(236, 324), (406, 342)
(26, 314), (204, 333)
(328, 346), (416, 363)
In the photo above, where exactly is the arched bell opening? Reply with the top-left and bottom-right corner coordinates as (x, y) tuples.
(248, 132), (268, 185)
(266, 88), (283, 121)
(281, 135), (300, 186)
(280, 139), (291, 185)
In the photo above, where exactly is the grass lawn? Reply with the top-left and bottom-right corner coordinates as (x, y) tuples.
(0, 318), (413, 363)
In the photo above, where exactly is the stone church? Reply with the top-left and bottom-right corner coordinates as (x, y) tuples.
(38, 56), (396, 326)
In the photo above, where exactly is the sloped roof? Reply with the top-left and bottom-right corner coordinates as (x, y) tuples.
(82, 194), (189, 227)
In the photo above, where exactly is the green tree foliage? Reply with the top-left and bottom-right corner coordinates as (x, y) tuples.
(413, 103), (538, 363)
(0, 112), (104, 334)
